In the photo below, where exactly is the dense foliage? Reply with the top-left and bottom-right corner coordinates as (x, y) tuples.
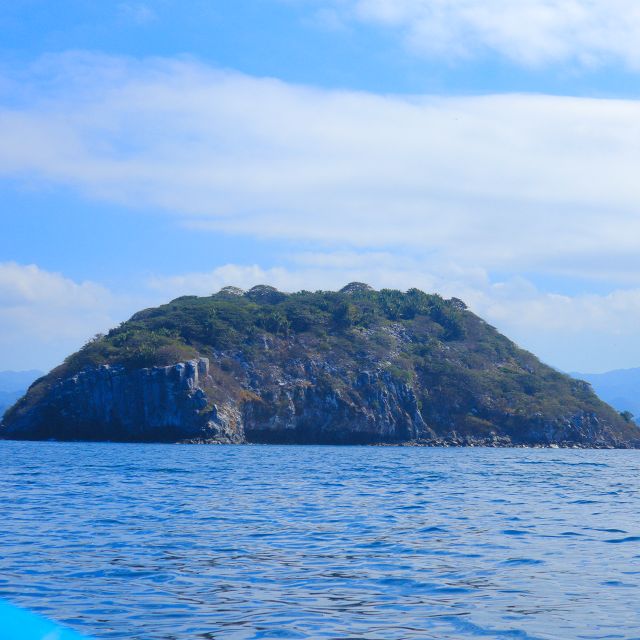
(61, 284), (469, 371)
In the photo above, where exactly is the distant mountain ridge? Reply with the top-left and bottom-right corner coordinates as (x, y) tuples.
(2, 285), (639, 447)
(572, 368), (640, 425)
(0, 370), (44, 417)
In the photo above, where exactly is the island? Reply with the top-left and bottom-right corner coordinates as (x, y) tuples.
(2, 283), (638, 447)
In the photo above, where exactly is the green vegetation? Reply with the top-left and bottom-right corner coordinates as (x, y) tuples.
(58, 284), (469, 372)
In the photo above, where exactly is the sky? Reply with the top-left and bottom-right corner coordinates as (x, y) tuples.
(1, 0), (640, 374)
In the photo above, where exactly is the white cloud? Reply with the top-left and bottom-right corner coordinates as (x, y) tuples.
(331, 0), (640, 68)
(1, 53), (640, 281)
(471, 282), (640, 372)
(0, 263), (120, 371)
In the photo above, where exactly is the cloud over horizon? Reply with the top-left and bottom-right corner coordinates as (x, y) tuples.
(1, 256), (639, 373)
(0, 263), (120, 371)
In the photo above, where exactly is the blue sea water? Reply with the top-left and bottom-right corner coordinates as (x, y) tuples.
(1, 442), (639, 640)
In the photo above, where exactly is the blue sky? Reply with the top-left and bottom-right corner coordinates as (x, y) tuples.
(2, 0), (640, 373)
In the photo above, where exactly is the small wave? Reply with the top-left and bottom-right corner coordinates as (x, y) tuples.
(604, 536), (640, 544)
(601, 580), (637, 587)
(501, 558), (544, 566)
(438, 615), (545, 639)
(563, 462), (609, 468)
(501, 529), (529, 536)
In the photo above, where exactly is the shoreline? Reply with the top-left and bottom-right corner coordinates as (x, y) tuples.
(0, 436), (637, 449)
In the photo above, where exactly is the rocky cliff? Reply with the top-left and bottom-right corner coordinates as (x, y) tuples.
(1, 358), (242, 443)
(3, 284), (639, 447)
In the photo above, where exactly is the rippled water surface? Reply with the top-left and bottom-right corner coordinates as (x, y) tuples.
(1, 442), (640, 639)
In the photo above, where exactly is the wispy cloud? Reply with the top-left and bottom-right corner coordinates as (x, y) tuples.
(1, 53), (640, 281)
(329, 0), (640, 68)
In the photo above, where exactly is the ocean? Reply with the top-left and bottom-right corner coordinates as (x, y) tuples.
(1, 441), (639, 639)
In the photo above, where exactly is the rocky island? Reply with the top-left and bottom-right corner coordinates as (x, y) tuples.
(2, 284), (639, 447)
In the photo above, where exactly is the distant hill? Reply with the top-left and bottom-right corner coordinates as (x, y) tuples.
(2, 285), (639, 447)
(572, 368), (640, 425)
(0, 370), (44, 417)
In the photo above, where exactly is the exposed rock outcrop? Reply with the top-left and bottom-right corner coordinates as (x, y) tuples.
(1, 359), (242, 443)
(242, 368), (435, 444)
(3, 355), (637, 447)
(1, 359), (437, 444)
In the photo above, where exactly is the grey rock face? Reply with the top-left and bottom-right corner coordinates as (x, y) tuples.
(242, 369), (434, 444)
(508, 411), (619, 448)
(1, 359), (243, 443)
(1, 359), (438, 444)
(2, 356), (638, 447)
